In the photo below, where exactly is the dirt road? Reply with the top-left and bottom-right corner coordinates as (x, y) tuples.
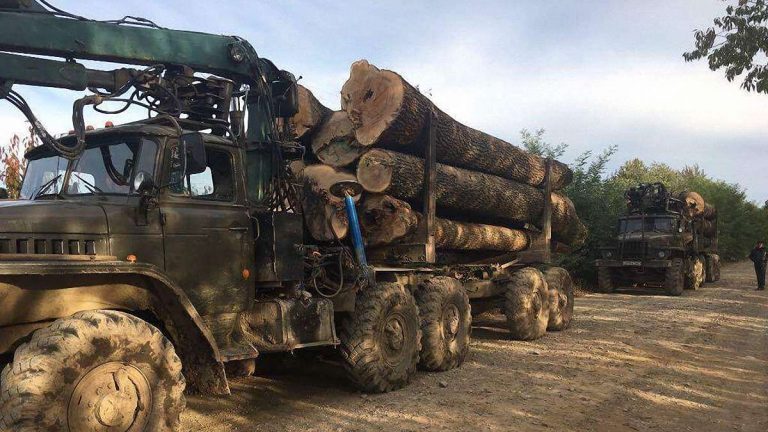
(182, 261), (768, 431)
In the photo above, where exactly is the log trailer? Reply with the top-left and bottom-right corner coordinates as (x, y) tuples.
(0, 2), (574, 430)
(595, 182), (721, 296)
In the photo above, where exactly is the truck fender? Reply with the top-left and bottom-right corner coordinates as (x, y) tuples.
(0, 259), (230, 396)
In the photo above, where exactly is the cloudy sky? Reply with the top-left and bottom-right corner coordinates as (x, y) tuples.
(1, 0), (766, 202)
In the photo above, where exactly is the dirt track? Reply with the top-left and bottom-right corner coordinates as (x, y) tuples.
(182, 261), (768, 432)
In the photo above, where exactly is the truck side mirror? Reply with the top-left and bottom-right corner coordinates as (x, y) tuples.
(271, 70), (299, 118)
(181, 133), (207, 175)
(134, 171), (155, 195)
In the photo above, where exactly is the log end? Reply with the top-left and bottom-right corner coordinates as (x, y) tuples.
(356, 149), (395, 193)
(340, 59), (404, 147)
(292, 85), (331, 140)
(311, 111), (366, 167)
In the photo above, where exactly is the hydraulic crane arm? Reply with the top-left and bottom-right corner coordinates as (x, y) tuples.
(0, 0), (299, 207)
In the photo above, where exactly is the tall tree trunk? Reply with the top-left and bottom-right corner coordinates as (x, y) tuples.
(292, 85), (332, 141)
(311, 111), (367, 167)
(341, 60), (572, 189)
(300, 165), (358, 242)
(360, 194), (531, 251)
(357, 149), (587, 246)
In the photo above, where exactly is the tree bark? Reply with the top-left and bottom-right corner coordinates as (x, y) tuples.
(357, 149), (586, 246)
(360, 194), (530, 251)
(292, 85), (332, 141)
(341, 60), (572, 189)
(300, 164), (359, 242)
(311, 111), (367, 167)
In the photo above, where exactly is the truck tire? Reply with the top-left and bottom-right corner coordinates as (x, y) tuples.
(596, 266), (615, 293)
(340, 282), (421, 393)
(503, 267), (550, 340)
(415, 277), (471, 372)
(704, 254), (715, 283)
(543, 267), (575, 331)
(706, 254), (721, 282)
(685, 256), (704, 290)
(0, 310), (185, 432)
(665, 258), (685, 296)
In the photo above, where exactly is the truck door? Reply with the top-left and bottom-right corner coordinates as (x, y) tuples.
(159, 141), (254, 318)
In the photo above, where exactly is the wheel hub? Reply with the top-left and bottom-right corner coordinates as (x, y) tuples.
(442, 304), (461, 341)
(384, 317), (405, 351)
(68, 362), (152, 432)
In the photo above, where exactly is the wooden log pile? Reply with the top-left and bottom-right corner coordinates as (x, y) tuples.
(677, 191), (717, 238)
(289, 60), (588, 255)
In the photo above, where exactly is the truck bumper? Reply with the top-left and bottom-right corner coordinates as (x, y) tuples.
(595, 259), (672, 269)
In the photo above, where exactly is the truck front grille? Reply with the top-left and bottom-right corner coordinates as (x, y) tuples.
(0, 236), (101, 255)
(621, 240), (646, 259)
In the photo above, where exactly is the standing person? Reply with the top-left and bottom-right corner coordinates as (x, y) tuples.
(749, 241), (767, 291)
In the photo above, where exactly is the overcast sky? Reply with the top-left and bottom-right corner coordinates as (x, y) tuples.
(1, 1), (766, 202)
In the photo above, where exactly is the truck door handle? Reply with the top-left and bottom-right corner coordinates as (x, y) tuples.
(229, 226), (248, 232)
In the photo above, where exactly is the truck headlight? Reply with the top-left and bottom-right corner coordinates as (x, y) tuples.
(657, 250), (668, 258)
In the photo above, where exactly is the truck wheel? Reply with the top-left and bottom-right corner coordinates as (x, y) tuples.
(415, 277), (471, 372)
(0, 310), (185, 432)
(543, 267), (575, 331)
(503, 267), (550, 340)
(596, 267), (615, 293)
(340, 282), (421, 393)
(713, 255), (721, 281)
(704, 254), (716, 283)
(685, 256), (704, 290)
(665, 258), (685, 296)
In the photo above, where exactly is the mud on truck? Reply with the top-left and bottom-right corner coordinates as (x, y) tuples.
(0, 2), (577, 431)
(595, 182), (721, 296)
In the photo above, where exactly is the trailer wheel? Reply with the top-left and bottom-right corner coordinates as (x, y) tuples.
(0, 310), (185, 432)
(503, 267), (550, 340)
(685, 256), (704, 290)
(596, 267), (615, 293)
(341, 282), (421, 393)
(543, 267), (575, 331)
(665, 258), (685, 296)
(415, 277), (471, 372)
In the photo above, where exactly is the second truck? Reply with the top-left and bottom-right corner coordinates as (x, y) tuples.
(596, 182), (720, 296)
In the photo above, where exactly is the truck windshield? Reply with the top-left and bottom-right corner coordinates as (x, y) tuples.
(620, 217), (677, 233)
(19, 137), (158, 199)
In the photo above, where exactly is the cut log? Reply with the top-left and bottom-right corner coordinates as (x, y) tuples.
(300, 165), (359, 241)
(678, 191), (717, 220)
(311, 111), (367, 167)
(357, 149), (587, 246)
(341, 60), (572, 189)
(292, 85), (332, 140)
(360, 194), (530, 251)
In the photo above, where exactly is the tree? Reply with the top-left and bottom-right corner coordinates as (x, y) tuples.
(0, 127), (37, 198)
(683, 0), (768, 93)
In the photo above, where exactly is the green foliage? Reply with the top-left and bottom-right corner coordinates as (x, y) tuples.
(522, 129), (768, 285)
(0, 128), (35, 199)
(684, 0), (768, 93)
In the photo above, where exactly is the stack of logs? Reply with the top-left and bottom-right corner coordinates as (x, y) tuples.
(290, 60), (588, 258)
(678, 191), (718, 237)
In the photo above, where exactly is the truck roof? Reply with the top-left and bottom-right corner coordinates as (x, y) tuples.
(25, 120), (236, 160)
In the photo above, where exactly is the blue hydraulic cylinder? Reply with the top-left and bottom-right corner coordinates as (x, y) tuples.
(343, 193), (368, 268)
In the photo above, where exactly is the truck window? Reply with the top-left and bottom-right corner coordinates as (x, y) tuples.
(170, 147), (234, 202)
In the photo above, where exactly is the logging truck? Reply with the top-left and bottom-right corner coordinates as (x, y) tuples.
(595, 183), (721, 296)
(0, 2), (576, 430)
